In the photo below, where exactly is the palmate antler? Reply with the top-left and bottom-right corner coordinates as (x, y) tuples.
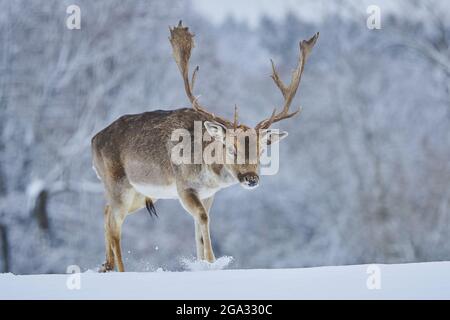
(169, 21), (239, 129)
(255, 32), (319, 130)
(170, 21), (318, 131)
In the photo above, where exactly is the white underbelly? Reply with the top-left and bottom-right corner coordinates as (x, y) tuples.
(196, 187), (219, 199)
(130, 182), (222, 200)
(130, 182), (178, 199)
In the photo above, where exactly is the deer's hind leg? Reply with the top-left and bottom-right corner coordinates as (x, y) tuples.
(100, 204), (115, 272)
(100, 178), (141, 272)
(100, 198), (130, 272)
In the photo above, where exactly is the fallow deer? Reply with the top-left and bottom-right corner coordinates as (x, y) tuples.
(91, 21), (318, 272)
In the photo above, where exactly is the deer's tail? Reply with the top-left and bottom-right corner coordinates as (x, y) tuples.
(145, 198), (158, 218)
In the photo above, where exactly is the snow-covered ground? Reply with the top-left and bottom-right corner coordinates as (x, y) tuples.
(1, 261), (449, 299)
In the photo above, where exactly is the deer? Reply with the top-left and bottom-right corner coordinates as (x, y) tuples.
(91, 21), (318, 272)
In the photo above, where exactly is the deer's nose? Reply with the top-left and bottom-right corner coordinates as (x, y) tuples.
(246, 175), (259, 187)
(239, 173), (259, 188)
(247, 179), (258, 187)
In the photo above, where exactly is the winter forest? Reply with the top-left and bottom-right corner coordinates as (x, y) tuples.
(0, 0), (449, 274)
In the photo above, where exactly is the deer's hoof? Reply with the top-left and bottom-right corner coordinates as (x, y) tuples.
(99, 262), (114, 273)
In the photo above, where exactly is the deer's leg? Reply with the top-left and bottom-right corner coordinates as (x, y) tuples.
(100, 188), (150, 272)
(179, 190), (215, 263)
(194, 222), (204, 260)
(104, 186), (135, 272)
(108, 206), (125, 272)
(100, 205), (115, 272)
(100, 190), (146, 272)
(100, 202), (125, 272)
(195, 196), (214, 261)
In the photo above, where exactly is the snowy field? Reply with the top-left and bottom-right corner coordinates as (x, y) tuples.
(1, 261), (449, 299)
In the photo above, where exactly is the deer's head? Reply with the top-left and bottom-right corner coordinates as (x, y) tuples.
(202, 121), (289, 189)
(170, 21), (318, 189)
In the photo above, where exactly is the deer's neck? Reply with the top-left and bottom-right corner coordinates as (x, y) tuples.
(208, 164), (238, 188)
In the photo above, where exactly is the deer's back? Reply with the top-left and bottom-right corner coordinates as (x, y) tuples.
(91, 108), (212, 191)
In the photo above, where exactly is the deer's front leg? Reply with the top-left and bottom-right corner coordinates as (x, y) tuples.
(194, 222), (204, 261)
(179, 189), (216, 263)
(194, 196), (214, 261)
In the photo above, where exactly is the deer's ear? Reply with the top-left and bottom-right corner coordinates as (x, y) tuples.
(261, 130), (288, 145)
(204, 121), (226, 142)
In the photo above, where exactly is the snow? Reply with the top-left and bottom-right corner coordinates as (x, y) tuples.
(26, 179), (45, 200)
(181, 256), (234, 271)
(25, 179), (45, 211)
(1, 261), (449, 299)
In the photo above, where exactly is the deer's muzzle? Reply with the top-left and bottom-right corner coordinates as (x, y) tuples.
(238, 172), (259, 189)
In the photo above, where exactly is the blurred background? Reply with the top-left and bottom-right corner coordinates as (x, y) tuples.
(0, 0), (449, 274)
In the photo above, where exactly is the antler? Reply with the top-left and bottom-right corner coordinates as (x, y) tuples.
(255, 32), (319, 130)
(170, 21), (238, 129)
